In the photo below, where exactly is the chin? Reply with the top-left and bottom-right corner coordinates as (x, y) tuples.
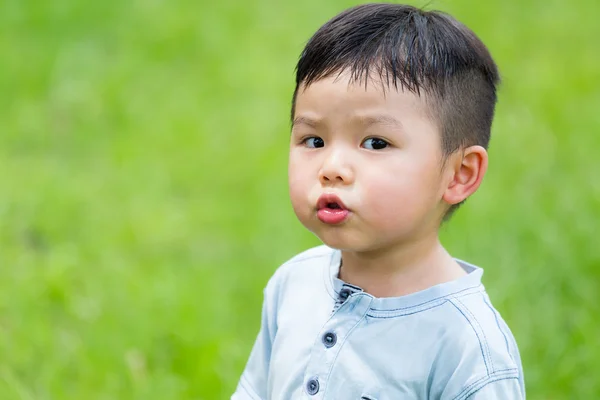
(300, 214), (376, 251)
(313, 229), (371, 252)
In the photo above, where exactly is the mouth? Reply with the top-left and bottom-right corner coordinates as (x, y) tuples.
(316, 194), (350, 224)
(317, 194), (348, 210)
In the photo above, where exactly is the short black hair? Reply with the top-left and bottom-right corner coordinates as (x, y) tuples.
(291, 3), (500, 217)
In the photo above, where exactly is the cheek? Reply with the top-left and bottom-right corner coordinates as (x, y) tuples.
(288, 153), (312, 210)
(288, 179), (304, 211)
(359, 158), (441, 219)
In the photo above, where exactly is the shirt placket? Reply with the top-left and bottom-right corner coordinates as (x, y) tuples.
(302, 290), (373, 399)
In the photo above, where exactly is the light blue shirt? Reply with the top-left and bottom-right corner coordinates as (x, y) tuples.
(233, 246), (525, 399)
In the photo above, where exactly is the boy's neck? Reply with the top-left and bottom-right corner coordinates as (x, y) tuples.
(338, 235), (466, 298)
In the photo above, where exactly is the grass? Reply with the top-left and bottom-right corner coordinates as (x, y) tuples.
(0, 0), (599, 398)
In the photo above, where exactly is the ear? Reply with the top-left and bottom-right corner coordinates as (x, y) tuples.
(443, 145), (488, 205)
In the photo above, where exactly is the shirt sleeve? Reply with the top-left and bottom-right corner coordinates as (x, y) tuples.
(231, 286), (278, 400)
(433, 326), (524, 400)
(463, 378), (524, 399)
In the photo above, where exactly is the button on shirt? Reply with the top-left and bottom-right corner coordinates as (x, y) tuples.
(232, 246), (525, 399)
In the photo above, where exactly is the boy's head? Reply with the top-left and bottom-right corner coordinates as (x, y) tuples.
(288, 4), (499, 252)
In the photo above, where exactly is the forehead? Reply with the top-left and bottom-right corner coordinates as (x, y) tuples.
(294, 73), (432, 123)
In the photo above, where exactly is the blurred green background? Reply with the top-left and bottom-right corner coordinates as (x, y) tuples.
(1, 0), (599, 398)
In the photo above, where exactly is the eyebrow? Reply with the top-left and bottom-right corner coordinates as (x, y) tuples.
(355, 115), (404, 130)
(292, 116), (321, 128)
(291, 114), (404, 130)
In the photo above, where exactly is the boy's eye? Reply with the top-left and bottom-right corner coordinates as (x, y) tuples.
(303, 137), (325, 148)
(362, 137), (389, 150)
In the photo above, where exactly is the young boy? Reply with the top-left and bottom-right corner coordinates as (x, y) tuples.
(233, 3), (525, 399)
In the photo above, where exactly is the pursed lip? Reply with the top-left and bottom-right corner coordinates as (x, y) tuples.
(316, 193), (348, 210)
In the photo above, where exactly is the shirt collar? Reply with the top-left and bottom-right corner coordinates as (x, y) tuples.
(324, 248), (484, 311)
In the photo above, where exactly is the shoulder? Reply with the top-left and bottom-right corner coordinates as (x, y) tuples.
(445, 289), (521, 375)
(430, 290), (524, 399)
(267, 244), (335, 284)
(283, 244), (336, 266)
(263, 244), (336, 297)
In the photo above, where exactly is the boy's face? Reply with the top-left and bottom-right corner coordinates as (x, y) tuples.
(289, 74), (452, 252)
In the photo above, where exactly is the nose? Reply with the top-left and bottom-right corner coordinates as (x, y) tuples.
(319, 147), (354, 185)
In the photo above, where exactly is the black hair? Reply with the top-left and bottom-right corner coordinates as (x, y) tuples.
(291, 3), (500, 217)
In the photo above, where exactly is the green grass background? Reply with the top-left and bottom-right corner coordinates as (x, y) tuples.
(1, 0), (599, 398)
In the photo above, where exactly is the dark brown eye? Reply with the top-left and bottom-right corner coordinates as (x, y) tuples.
(304, 137), (325, 148)
(362, 137), (388, 150)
